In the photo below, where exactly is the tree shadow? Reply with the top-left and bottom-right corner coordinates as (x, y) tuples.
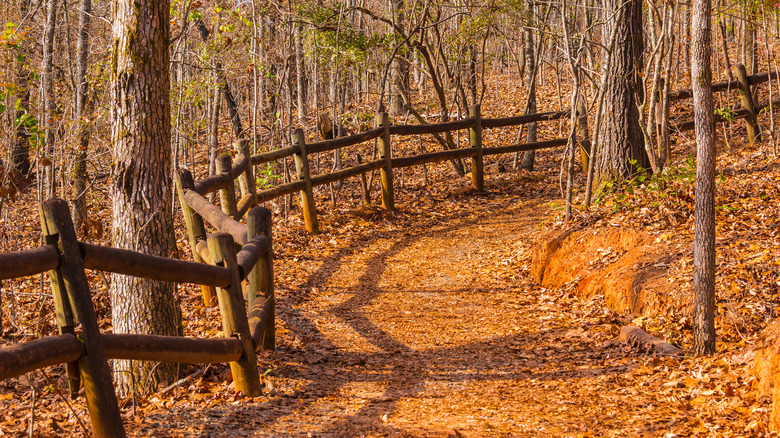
(139, 205), (629, 436)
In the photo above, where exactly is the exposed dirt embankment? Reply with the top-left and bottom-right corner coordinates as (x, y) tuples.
(532, 225), (780, 431)
(752, 324), (780, 430)
(530, 226), (684, 316)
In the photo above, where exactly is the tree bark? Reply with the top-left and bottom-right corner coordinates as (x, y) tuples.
(520, 0), (537, 171)
(71, 0), (92, 228)
(40, 0), (58, 199)
(10, 0), (32, 176)
(195, 18), (245, 140)
(111, 0), (182, 395)
(691, 0), (716, 355)
(294, 21), (306, 123)
(390, 0), (408, 115)
(595, 0), (648, 181)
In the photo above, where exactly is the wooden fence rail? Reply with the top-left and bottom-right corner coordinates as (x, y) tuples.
(1, 64), (775, 437)
(179, 64), (777, 241)
(0, 198), (275, 437)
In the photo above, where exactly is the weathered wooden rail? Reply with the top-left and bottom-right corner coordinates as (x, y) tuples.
(0, 199), (274, 437)
(668, 65), (779, 143)
(176, 65), (778, 239)
(176, 105), (575, 237)
(0, 64), (775, 437)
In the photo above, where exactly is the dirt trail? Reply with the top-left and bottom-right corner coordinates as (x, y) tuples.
(128, 194), (720, 438)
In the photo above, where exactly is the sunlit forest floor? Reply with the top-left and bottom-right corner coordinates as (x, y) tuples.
(2, 70), (780, 436)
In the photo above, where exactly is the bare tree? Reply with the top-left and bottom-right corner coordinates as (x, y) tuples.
(691, 0), (716, 355)
(9, 0), (32, 176)
(71, 0), (91, 228)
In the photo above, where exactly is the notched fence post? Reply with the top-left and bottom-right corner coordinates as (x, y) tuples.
(469, 105), (484, 191)
(43, 230), (80, 398)
(207, 232), (262, 396)
(174, 168), (217, 306)
(376, 112), (395, 210)
(292, 128), (320, 234)
(234, 139), (256, 201)
(216, 154), (239, 219)
(247, 207), (274, 350)
(40, 199), (125, 438)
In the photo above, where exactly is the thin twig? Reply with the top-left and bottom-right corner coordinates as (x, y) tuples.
(39, 370), (90, 435)
(160, 365), (209, 395)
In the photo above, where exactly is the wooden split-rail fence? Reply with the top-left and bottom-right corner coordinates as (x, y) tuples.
(0, 199), (273, 437)
(178, 64), (778, 236)
(0, 64), (776, 437)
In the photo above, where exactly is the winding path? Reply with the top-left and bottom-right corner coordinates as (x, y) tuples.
(137, 191), (715, 437)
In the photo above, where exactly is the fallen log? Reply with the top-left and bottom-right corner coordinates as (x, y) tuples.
(619, 325), (683, 355)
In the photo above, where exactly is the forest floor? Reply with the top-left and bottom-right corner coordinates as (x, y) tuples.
(2, 73), (780, 436)
(2, 141), (778, 436)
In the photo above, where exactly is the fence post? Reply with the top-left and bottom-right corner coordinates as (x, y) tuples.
(40, 199), (126, 438)
(174, 168), (217, 306)
(291, 128), (320, 233)
(734, 64), (761, 144)
(216, 155), (239, 219)
(576, 99), (592, 171)
(207, 232), (262, 396)
(469, 105), (484, 191)
(233, 139), (256, 201)
(43, 231), (80, 398)
(376, 112), (395, 210)
(247, 207), (274, 350)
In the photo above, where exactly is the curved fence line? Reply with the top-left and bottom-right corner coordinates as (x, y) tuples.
(1, 64), (775, 436)
(0, 199), (275, 437)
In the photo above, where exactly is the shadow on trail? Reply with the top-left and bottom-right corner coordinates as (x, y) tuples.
(142, 199), (629, 436)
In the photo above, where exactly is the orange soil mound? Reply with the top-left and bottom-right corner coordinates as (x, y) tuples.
(530, 227), (679, 316)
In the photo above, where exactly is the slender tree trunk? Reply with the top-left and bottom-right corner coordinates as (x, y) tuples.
(208, 81), (221, 177)
(295, 22), (306, 123)
(521, 1), (537, 171)
(10, 0), (31, 176)
(390, 0), (408, 115)
(71, 0), (91, 228)
(744, 6), (758, 76)
(691, 0), (716, 355)
(111, 0), (182, 395)
(40, 0), (58, 199)
(561, 1), (581, 222)
(681, 0), (691, 71)
(195, 18), (245, 139)
(718, 0), (734, 82)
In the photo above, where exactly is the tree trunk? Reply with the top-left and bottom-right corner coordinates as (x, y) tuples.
(40, 0), (58, 199)
(595, 0), (647, 181)
(111, 0), (182, 396)
(10, 0), (31, 176)
(744, 6), (758, 76)
(681, 0), (690, 71)
(294, 22), (306, 123)
(195, 18), (245, 140)
(521, 2), (537, 171)
(691, 0), (716, 355)
(390, 0), (408, 115)
(71, 0), (91, 229)
(208, 81), (221, 178)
